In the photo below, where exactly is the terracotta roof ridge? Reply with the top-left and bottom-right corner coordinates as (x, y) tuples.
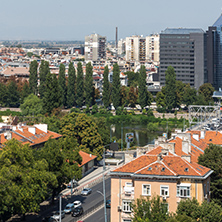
(134, 159), (158, 174)
(161, 161), (177, 175)
(180, 157), (202, 176)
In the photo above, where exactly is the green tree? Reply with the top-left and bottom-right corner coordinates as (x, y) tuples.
(112, 63), (121, 109)
(67, 62), (76, 108)
(42, 73), (61, 114)
(20, 82), (31, 104)
(85, 62), (94, 106)
(127, 86), (138, 108)
(131, 195), (169, 222)
(156, 91), (166, 108)
(198, 144), (222, 205)
(60, 112), (104, 159)
(176, 81), (186, 108)
(138, 65), (148, 109)
(0, 83), (7, 107)
(20, 94), (43, 116)
(126, 71), (139, 87)
(182, 84), (197, 107)
(198, 83), (215, 104)
(6, 81), (20, 107)
(102, 65), (110, 108)
(29, 60), (38, 95)
(120, 86), (129, 106)
(39, 60), (50, 98)
(165, 66), (176, 111)
(76, 62), (84, 107)
(58, 63), (67, 107)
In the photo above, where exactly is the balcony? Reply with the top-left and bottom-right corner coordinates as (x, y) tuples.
(122, 186), (134, 199)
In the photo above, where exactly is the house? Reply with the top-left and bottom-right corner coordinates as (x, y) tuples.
(0, 123), (62, 149)
(110, 145), (212, 222)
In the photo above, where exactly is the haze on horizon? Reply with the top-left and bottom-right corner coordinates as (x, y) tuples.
(0, 0), (221, 41)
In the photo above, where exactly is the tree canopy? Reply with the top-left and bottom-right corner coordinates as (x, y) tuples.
(112, 63), (121, 109)
(102, 65), (110, 108)
(67, 62), (76, 108)
(76, 62), (84, 107)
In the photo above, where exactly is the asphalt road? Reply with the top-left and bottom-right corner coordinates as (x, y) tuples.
(58, 177), (111, 222)
(84, 207), (111, 222)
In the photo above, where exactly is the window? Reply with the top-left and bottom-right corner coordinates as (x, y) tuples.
(142, 184), (151, 196)
(177, 185), (190, 197)
(122, 200), (131, 212)
(123, 219), (132, 222)
(160, 186), (169, 196)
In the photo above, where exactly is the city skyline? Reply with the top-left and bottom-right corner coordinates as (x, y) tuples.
(0, 0), (221, 41)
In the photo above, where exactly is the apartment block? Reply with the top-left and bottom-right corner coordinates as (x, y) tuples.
(146, 34), (160, 63)
(125, 36), (146, 62)
(159, 28), (207, 89)
(85, 33), (106, 61)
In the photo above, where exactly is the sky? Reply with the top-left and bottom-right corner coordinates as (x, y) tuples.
(0, 0), (221, 41)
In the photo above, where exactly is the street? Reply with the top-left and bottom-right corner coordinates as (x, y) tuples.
(84, 207), (111, 222)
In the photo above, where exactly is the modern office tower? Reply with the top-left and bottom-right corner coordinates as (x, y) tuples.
(146, 34), (160, 63)
(117, 39), (126, 56)
(125, 35), (146, 62)
(85, 33), (106, 61)
(159, 28), (206, 89)
(206, 14), (222, 90)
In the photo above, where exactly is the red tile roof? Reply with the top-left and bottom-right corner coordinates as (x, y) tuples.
(78, 150), (97, 167)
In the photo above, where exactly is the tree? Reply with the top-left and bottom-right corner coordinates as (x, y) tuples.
(0, 83), (8, 107)
(20, 81), (31, 104)
(102, 65), (110, 108)
(182, 84), (197, 107)
(20, 94), (43, 116)
(198, 144), (222, 205)
(176, 81), (186, 108)
(85, 62), (94, 106)
(60, 112), (104, 159)
(76, 62), (84, 107)
(0, 139), (56, 220)
(58, 63), (67, 107)
(165, 66), (176, 110)
(156, 91), (166, 108)
(138, 65), (148, 109)
(112, 63), (121, 109)
(6, 81), (20, 107)
(42, 73), (61, 114)
(39, 60), (50, 98)
(131, 195), (169, 222)
(198, 83), (215, 104)
(126, 71), (139, 87)
(120, 86), (128, 106)
(127, 86), (138, 107)
(29, 60), (38, 95)
(67, 62), (76, 108)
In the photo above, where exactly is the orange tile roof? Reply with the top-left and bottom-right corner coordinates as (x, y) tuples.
(78, 150), (97, 167)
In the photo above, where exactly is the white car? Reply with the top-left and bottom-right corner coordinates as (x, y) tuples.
(73, 200), (81, 208)
(81, 188), (92, 196)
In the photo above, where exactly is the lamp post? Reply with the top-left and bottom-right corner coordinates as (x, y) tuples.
(59, 194), (62, 222)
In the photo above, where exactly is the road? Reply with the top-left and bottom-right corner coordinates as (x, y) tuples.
(53, 177), (111, 222)
(84, 207), (111, 222)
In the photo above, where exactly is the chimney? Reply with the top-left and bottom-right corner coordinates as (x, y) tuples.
(182, 155), (191, 163)
(28, 126), (36, 135)
(200, 131), (205, 139)
(34, 124), (48, 133)
(157, 153), (163, 162)
(193, 134), (199, 141)
(159, 142), (175, 154)
(5, 131), (12, 140)
(182, 140), (191, 154)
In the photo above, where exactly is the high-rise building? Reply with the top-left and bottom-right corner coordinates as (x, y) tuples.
(117, 39), (126, 57)
(146, 34), (160, 63)
(125, 35), (146, 62)
(206, 14), (222, 90)
(84, 33), (106, 61)
(159, 28), (206, 89)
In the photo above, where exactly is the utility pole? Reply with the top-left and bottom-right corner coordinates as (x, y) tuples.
(121, 123), (123, 151)
(59, 195), (62, 222)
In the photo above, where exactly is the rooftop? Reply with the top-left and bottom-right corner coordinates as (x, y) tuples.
(162, 28), (204, 34)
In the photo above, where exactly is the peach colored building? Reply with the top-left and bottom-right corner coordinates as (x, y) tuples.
(110, 146), (212, 222)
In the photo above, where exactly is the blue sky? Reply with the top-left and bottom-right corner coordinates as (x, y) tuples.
(0, 0), (221, 41)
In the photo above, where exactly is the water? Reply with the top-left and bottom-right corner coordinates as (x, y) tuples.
(109, 123), (162, 147)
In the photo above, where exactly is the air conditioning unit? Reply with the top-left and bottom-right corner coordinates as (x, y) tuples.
(162, 196), (167, 201)
(118, 206), (122, 212)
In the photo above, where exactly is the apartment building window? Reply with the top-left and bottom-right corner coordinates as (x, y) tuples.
(122, 200), (132, 213)
(160, 186), (169, 196)
(177, 185), (190, 197)
(123, 219), (132, 222)
(142, 184), (151, 196)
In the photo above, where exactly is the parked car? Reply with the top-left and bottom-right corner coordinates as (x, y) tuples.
(106, 199), (111, 208)
(64, 203), (75, 214)
(73, 200), (82, 208)
(81, 188), (92, 196)
(51, 211), (65, 220)
(71, 206), (84, 217)
(42, 216), (57, 222)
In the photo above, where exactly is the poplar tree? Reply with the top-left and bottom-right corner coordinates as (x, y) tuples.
(85, 62), (94, 107)
(67, 62), (76, 108)
(29, 60), (38, 95)
(76, 62), (84, 107)
(39, 60), (50, 98)
(102, 65), (110, 108)
(112, 63), (121, 109)
(42, 73), (61, 114)
(138, 65), (148, 109)
(58, 63), (67, 107)
(165, 66), (176, 111)
(7, 81), (20, 107)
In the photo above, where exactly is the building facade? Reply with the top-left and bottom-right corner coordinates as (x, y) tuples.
(159, 28), (207, 89)
(85, 33), (106, 61)
(146, 34), (160, 63)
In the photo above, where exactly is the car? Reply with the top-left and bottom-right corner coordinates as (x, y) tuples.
(51, 211), (65, 220)
(71, 206), (84, 217)
(106, 199), (111, 208)
(81, 188), (92, 196)
(73, 200), (82, 208)
(64, 203), (75, 214)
